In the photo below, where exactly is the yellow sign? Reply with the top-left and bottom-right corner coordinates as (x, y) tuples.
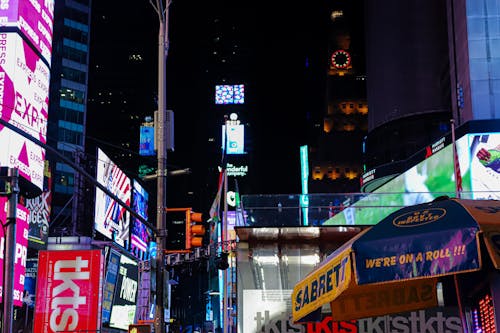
(292, 247), (352, 323)
(329, 278), (438, 321)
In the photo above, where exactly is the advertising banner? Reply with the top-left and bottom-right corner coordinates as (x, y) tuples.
(102, 249), (121, 325)
(26, 160), (52, 249)
(109, 254), (139, 330)
(94, 148), (131, 247)
(0, 32), (50, 190)
(292, 247), (351, 322)
(353, 204), (480, 284)
(243, 288), (462, 333)
(0, 196), (29, 307)
(131, 179), (151, 258)
(33, 249), (104, 333)
(0, 0), (54, 64)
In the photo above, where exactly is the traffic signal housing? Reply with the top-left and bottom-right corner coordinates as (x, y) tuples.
(186, 209), (204, 249)
(165, 208), (205, 251)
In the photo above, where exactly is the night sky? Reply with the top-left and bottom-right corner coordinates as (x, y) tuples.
(87, 1), (333, 205)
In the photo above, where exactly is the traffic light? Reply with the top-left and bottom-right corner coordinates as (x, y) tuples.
(165, 208), (190, 250)
(165, 208), (205, 251)
(186, 209), (205, 249)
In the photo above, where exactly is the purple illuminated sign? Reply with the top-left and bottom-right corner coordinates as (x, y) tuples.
(0, 33), (49, 190)
(0, 0), (54, 64)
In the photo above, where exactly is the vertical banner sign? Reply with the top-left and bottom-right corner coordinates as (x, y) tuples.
(300, 145), (309, 226)
(102, 249), (121, 325)
(0, 196), (29, 307)
(0, 33), (50, 190)
(33, 249), (104, 333)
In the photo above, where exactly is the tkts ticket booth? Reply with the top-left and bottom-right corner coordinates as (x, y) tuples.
(292, 198), (500, 333)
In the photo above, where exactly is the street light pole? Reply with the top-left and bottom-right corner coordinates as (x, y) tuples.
(151, 1), (170, 332)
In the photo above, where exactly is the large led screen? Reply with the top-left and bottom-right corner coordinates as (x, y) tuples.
(324, 135), (471, 225)
(0, 196), (29, 306)
(33, 250), (104, 333)
(131, 179), (152, 258)
(94, 148), (131, 247)
(109, 254), (139, 330)
(0, 0), (54, 64)
(467, 132), (500, 200)
(215, 84), (245, 104)
(222, 124), (245, 155)
(0, 32), (49, 190)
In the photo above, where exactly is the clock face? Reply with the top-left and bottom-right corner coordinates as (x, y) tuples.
(331, 50), (351, 69)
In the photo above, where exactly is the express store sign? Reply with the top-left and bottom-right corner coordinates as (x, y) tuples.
(33, 249), (104, 333)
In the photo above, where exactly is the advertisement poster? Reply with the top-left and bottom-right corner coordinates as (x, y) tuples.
(94, 148), (131, 247)
(242, 289), (462, 333)
(468, 132), (500, 200)
(33, 249), (104, 333)
(109, 254), (139, 330)
(102, 249), (121, 325)
(131, 179), (151, 259)
(0, 196), (29, 307)
(0, 32), (50, 190)
(25, 160), (52, 249)
(0, 0), (54, 63)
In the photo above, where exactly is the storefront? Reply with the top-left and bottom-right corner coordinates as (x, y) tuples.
(292, 198), (500, 332)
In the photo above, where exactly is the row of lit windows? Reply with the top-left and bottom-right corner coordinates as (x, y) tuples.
(330, 100), (368, 115)
(312, 166), (360, 180)
(60, 87), (86, 104)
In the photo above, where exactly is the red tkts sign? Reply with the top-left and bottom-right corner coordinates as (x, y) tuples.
(33, 249), (104, 333)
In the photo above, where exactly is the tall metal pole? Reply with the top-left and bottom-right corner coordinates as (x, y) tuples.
(152, 1), (169, 332)
(2, 168), (19, 333)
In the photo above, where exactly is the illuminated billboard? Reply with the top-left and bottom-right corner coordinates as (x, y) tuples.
(102, 249), (121, 326)
(139, 125), (155, 156)
(0, 197), (29, 307)
(215, 84), (245, 104)
(324, 135), (471, 225)
(26, 160), (52, 249)
(94, 148), (131, 247)
(109, 254), (139, 330)
(131, 179), (152, 258)
(467, 132), (500, 200)
(222, 124), (245, 155)
(0, 32), (50, 190)
(33, 250), (104, 333)
(0, 0), (54, 64)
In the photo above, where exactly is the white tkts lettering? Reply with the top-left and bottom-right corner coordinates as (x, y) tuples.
(49, 256), (90, 332)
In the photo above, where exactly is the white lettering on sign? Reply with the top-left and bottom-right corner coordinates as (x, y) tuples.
(49, 256), (90, 332)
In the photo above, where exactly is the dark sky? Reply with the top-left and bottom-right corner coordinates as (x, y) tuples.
(87, 1), (329, 202)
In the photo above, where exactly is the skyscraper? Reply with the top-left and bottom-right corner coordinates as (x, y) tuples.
(47, 0), (92, 235)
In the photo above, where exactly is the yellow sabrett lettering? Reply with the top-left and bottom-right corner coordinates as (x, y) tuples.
(293, 251), (351, 315)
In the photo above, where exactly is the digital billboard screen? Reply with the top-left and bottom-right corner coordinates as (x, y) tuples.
(139, 125), (155, 156)
(102, 249), (121, 325)
(222, 124), (245, 155)
(109, 254), (139, 330)
(324, 134), (471, 225)
(94, 148), (131, 247)
(0, 197), (29, 306)
(131, 179), (152, 258)
(0, 0), (54, 64)
(0, 32), (50, 190)
(33, 250), (104, 333)
(467, 132), (500, 200)
(215, 84), (245, 104)
(25, 160), (51, 249)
